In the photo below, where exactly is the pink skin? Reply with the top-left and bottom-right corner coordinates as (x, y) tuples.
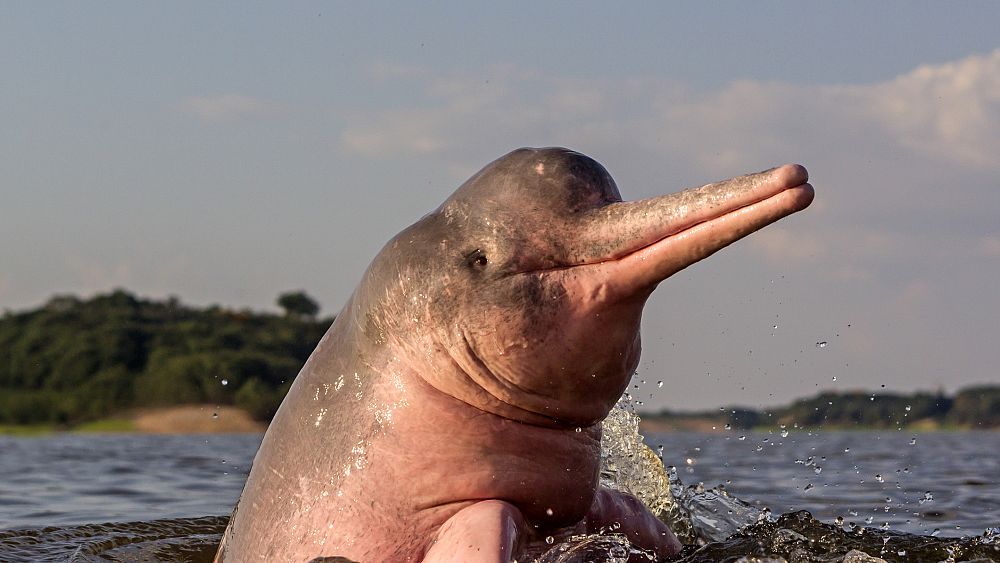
(216, 149), (813, 562)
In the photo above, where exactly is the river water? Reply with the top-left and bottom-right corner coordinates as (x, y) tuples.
(1, 429), (998, 561)
(646, 430), (1000, 537)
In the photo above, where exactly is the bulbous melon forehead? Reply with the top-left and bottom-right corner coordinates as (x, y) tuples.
(440, 147), (623, 219)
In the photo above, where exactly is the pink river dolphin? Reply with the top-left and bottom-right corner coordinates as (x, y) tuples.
(215, 148), (814, 562)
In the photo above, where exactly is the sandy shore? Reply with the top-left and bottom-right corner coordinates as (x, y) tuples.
(129, 404), (266, 434)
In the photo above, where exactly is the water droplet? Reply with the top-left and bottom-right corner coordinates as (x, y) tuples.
(875, 474), (884, 483)
(545, 508), (554, 516)
(814, 466), (823, 474)
(835, 516), (845, 526)
(816, 341), (828, 348)
(212, 412), (218, 419)
(608, 544), (628, 558)
(738, 435), (746, 441)
(905, 405), (912, 411)
(685, 457), (694, 465)
(781, 429), (789, 438)
(545, 535), (554, 545)
(574, 427), (581, 433)
(909, 437), (917, 446)
(831, 376), (837, 381)
(221, 379), (229, 386)
(657, 380), (664, 388)
(804, 483), (814, 491)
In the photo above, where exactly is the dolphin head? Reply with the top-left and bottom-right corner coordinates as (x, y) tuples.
(360, 147), (813, 427)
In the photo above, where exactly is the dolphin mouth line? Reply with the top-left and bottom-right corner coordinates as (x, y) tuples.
(514, 183), (809, 278)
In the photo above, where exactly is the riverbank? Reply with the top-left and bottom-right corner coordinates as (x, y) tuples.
(3, 407), (988, 436)
(0, 404), (266, 435)
(637, 416), (989, 433)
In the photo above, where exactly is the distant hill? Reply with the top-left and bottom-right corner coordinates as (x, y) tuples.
(0, 290), (331, 426)
(2, 290), (997, 431)
(640, 386), (1000, 431)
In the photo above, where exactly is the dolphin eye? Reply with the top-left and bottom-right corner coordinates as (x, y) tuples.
(465, 249), (489, 269)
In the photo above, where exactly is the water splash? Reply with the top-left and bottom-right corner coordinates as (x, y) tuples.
(2, 400), (997, 562)
(596, 394), (679, 532)
(535, 397), (1000, 562)
(535, 533), (646, 562)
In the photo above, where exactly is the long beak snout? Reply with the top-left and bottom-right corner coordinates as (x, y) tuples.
(566, 164), (814, 301)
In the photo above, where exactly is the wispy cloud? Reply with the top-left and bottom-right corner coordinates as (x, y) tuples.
(181, 94), (269, 121)
(863, 50), (1000, 168)
(341, 111), (446, 156)
(891, 278), (933, 318)
(341, 50), (1000, 174)
(367, 61), (430, 80)
(339, 50), (1000, 282)
(339, 65), (620, 162)
(651, 50), (1000, 174)
(747, 227), (824, 263)
(977, 235), (1000, 257)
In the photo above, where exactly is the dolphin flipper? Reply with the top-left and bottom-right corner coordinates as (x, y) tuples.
(423, 500), (527, 562)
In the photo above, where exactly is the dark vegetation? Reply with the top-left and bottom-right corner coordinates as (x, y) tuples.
(0, 290), (330, 426)
(1, 289), (996, 430)
(643, 387), (1000, 430)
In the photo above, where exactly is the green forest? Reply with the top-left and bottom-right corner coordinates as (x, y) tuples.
(1, 289), (997, 430)
(0, 290), (331, 426)
(643, 387), (1000, 430)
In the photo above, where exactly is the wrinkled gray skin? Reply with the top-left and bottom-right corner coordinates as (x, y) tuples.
(216, 148), (814, 562)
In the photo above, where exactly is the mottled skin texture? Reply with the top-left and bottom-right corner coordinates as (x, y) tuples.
(216, 148), (814, 562)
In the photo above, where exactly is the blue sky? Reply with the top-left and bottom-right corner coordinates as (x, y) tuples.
(2, 3), (998, 410)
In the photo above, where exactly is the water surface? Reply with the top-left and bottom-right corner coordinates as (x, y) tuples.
(0, 433), (259, 530)
(649, 430), (1000, 536)
(1, 430), (997, 561)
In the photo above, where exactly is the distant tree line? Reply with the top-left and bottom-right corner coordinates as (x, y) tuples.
(3, 289), (996, 430)
(645, 387), (1000, 430)
(0, 289), (331, 426)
